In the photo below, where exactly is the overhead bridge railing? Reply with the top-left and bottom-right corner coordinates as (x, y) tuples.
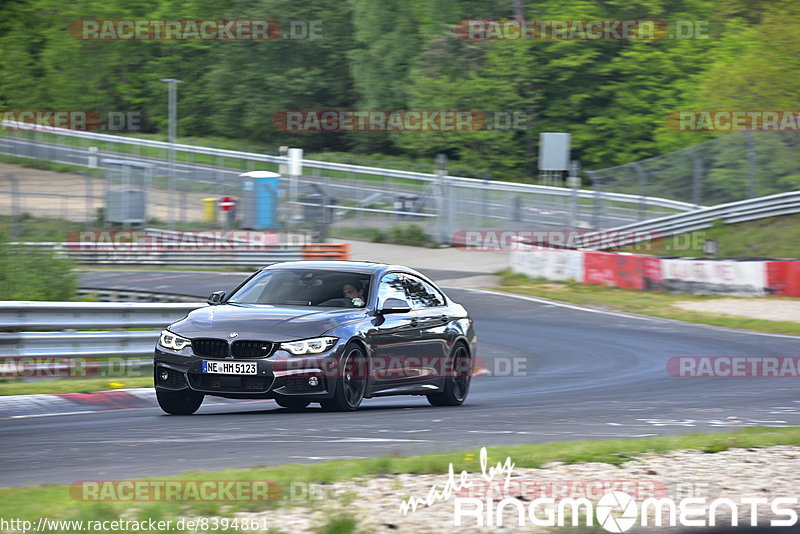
(10, 242), (350, 268)
(578, 190), (800, 250)
(0, 119), (703, 214)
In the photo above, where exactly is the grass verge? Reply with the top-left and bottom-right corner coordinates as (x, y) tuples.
(0, 427), (798, 531)
(494, 271), (800, 336)
(639, 215), (800, 259)
(0, 376), (152, 396)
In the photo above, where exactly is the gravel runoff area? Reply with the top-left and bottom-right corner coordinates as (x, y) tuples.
(228, 446), (800, 533)
(674, 299), (800, 323)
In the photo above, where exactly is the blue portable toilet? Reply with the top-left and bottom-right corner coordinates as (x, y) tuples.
(239, 171), (280, 229)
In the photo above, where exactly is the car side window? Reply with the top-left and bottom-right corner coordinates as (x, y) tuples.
(377, 273), (408, 308)
(403, 274), (445, 309)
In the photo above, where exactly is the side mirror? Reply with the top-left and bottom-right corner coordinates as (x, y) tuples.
(207, 291), (226, 306)
(378, 297), (411, 314)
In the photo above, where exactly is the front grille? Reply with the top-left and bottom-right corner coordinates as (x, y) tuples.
(231, 340), (275, 359)
(192, 338), (228, 358)
(189, 373), (269, 392)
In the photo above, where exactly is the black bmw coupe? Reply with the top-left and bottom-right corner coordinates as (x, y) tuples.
(154, 261), (476, 414)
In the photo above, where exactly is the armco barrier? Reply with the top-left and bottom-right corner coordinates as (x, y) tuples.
(12, 242), (350, 268)
(511, 244), (800, 297)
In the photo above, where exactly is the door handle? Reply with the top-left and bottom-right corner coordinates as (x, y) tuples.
(410, 318), (419, 327)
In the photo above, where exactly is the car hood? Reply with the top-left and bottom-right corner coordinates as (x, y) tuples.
(168, 304), (366, 341)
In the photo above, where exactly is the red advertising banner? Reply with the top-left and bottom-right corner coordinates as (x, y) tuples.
(583, 251), (617, 286)
(766, 261), (800, 297)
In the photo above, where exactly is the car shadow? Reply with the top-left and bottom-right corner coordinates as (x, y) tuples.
(184, 400), (479, 416)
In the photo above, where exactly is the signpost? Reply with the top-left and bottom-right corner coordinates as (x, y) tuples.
(218, 196), (236, 212)
(218, 196), (236, 229)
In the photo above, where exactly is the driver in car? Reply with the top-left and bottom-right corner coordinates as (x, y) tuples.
(342, 281), (365, 307)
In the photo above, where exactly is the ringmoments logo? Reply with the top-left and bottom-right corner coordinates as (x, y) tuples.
(399, 447), (799, 530)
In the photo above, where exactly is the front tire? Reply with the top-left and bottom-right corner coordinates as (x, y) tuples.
(320, 342), (368, 412)
(428, 343), (471, 407)
(156, 388), (204, 415)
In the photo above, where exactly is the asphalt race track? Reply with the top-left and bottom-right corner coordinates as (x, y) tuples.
(1, 270), (799, 486)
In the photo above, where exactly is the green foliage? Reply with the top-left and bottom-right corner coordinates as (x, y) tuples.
(0, 231), (77, 300)
(1, 0), (798, 179)
(332, 223), (434, 247)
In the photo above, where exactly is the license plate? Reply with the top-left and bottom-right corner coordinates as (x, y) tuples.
(202, 361), (257, 375)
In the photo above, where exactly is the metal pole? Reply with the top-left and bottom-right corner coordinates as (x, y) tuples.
(689, 149), (703, 205)
(159, 78), (181, 230)
(168, 82), (176, 229)
(567, 160), (579, 228)
(742, 132), (756, 199)
(435, 154), (448, 244)
(586, 170), (601, 230)
(632, 162), (647, 221)
(6, 173), (19, 240)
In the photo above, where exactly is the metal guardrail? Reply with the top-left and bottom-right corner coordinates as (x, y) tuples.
(76, 288), (202, 303)
(0, 301), (204, 330)
(0, 119), (703, 213)
(583, 190), (800, 250)
(0, 330), (162, 359)
(0, 301), (206, 362)
(10, 242), (349, 268)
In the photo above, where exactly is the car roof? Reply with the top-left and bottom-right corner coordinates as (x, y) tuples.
(263, 261), (430, 280)
(265, 260), (388, 273)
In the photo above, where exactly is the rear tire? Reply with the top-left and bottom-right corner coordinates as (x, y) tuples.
(320, 342), (368, 412)
(156, 388), (204, 415)
(275, 397), (311, 410)
(428, 343), (471, 407)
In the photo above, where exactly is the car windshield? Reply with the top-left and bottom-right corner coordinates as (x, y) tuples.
(227, 269), (372, 307)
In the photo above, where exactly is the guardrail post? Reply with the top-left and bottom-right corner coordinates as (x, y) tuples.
(586, 170), (602, 230)
(689, 149), (703, 206)
(435, 154), (449, 244)
(632, 162), (647, 221)
(741, 131), (757, 199)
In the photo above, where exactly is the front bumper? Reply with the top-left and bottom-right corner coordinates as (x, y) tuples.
(153, 345), (342, 399)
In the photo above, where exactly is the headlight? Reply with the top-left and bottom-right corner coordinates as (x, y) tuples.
(159, 330), (192, 351)
(280, 337), (338, 355)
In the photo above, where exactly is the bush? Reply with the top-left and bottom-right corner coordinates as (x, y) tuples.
(0, 231), (77, 300)
(382, 224), (432, 247)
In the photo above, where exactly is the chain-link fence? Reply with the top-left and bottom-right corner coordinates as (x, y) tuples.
(586, 130), (800, 206)
(7, 126), (797, 243)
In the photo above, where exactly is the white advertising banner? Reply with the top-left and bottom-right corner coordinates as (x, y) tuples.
(510, 246), (584, 282)
(660, 259), (768, 296)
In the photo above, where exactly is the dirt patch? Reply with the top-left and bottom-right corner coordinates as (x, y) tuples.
(674, 298), (800, 323)
(0, 162), (207, 223)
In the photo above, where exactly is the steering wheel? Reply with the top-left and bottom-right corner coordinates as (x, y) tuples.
(318, 297), (354, 307)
